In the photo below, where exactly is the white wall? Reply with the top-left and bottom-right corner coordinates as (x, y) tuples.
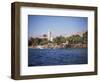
(0, 0), (100, 82)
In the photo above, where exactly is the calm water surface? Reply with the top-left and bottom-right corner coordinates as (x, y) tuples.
(28, 48), (88, 66)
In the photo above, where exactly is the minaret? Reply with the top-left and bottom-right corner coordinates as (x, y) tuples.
(48, 30), (53, 41)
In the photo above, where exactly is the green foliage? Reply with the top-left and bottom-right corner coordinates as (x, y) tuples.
(82, 32), (88, 44)
(28, 37), (48, 46)
(28, 40), (32, 46)
(39, 39), (48, 45)
(28, 31), (88, 47)
(67, 35), (82, 44)
(53, 36), (66, 45)
(43, 34), (47, 37)
(66, 32), (87, 44)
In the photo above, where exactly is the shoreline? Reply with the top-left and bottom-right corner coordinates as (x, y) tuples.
(28, 44), (87, 49)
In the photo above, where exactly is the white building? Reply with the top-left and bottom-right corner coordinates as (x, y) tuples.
(48, 30), (53, 41)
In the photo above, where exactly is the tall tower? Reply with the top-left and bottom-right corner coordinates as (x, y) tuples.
(48, 30), (53, 41)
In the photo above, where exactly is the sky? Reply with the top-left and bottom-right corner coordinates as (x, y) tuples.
(28, 15), (87, 38)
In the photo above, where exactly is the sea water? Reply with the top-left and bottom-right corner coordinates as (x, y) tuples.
(28, 48), (87, 66)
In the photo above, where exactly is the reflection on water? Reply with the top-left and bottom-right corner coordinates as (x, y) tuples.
(28, 48), (88, 66)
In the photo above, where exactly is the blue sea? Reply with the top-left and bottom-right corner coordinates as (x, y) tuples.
(28, 48), (88, 66)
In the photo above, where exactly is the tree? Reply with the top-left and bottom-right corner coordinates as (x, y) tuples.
(66, 35), (82, 44)
(43, 34), (47, 37)
(39, 39), (48, 45)
(28, 37), (34, 46)
(28, 40), (32, 46)
(82, 32), (88, 44)
(53, 36), (66, 45)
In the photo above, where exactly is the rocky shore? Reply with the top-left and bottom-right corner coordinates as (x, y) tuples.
(29, 43), (87, 49)
(65, 44), (87, 48)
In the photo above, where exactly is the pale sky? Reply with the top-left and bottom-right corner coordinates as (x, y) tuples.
(28, 15), (87, 38)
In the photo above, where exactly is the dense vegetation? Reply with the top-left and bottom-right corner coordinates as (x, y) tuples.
(28, 32), (87, 46)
